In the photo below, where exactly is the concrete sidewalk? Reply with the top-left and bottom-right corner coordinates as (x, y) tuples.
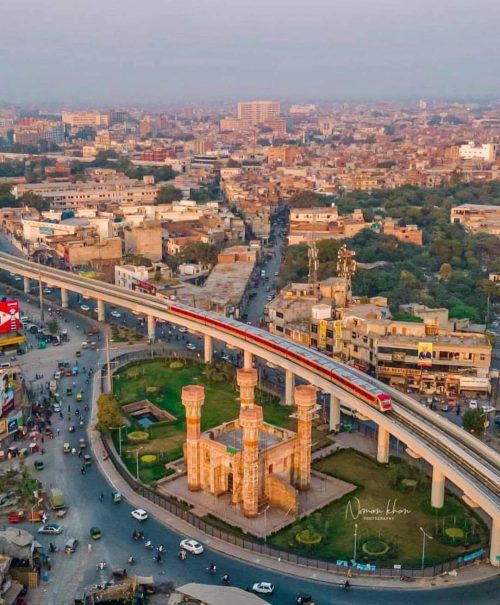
(89, 364), (500, 592)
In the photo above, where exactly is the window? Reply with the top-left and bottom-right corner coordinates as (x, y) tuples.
(326, 344), (333, 352)
(351, 331), (357, 339)
(479, 354), (486, 361)
(311, 324), (318, 333)
(276, 325), (283, 332)
(326, 330), (333, 338)
(268, 464), (273, 474)
(276, 312), (283, 319)
(311, 339), (317, 347)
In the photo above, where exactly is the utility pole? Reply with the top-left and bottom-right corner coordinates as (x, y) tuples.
(38, 267), (44, 322)
(105, 332), (112, 394)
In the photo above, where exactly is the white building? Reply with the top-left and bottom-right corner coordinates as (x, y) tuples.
(114, 264), (149, 290)
(459, 142), (497, 162)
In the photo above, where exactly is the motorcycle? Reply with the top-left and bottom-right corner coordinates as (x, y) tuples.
(221, 575), (231, 586)
(127, 556), (136, 565)
(178, 549), (187, 561)
(132, 530), (143, 541)
(96, 561), (107, 571)
(145, 540), (153, 550)
(206, 565), (217, 575)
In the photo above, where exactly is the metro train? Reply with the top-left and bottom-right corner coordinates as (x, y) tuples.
(168, 302), (392, 413)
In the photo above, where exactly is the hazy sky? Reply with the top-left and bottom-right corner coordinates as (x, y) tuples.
(1, 0), (499, 106)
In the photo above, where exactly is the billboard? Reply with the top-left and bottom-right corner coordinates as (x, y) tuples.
(417, 342), (433, 367)
(0, 370), (15, 418)
(318, 320), (327, 350)
(0, 299), (21, 334)
(334, 320), (342, 349)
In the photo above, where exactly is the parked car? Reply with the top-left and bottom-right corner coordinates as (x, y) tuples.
(186, 343), (197, 351)
(80, 305), (90, 312)
(179, 538), (204, 554)
(110, 311), (121, 318)
(90, 526), (102, 540)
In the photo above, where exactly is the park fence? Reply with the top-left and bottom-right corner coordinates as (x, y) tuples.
(98, 353), (488, 579)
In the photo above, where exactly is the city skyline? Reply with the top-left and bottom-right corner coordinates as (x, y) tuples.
(1, 0), (499, 105)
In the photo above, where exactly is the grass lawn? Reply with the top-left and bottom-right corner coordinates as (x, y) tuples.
(113, 359), (330, 480)
(269, 449), (487, 568)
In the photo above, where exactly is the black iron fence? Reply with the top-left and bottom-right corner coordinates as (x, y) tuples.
(99, 356), (488, 578)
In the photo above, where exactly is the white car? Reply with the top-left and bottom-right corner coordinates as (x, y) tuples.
(468, 400), (478, 409)
(43, 288), (52, 294)
(80, 304), (90, 312)
(186, 343), (197, 351)
(252, 582), (275, 595)
(178, 326), (188, 333)
(131, 509), (148, 522)
(179, 538), (204, 554)
(110, 310), (121, 318)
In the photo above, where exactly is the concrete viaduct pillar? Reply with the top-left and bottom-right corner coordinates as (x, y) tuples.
(285, 369), (294, 406)
(147, 315), (155, 342)
(330, 394), (341, 432)
(491, 517), (500, 567)
(204, 334), (213, 364)
(377, 426), (390, 464)
(23, 276), (30, 294)
(243, 349), (253, 370)
(61, 288), (69, 309)
(97, 299), (105, 322)
(431, 467), (445, 509)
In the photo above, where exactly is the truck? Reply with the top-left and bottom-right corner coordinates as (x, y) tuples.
(49, 488), (65, 510)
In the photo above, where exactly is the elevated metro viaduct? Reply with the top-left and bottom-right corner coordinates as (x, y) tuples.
(1, 251), (499, 566)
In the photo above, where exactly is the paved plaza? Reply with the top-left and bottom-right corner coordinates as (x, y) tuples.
(158, 470), (356, 538)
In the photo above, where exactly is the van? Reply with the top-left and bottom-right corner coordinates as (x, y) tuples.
(64, 538), (78, 554)
(0, 362), (11, 370)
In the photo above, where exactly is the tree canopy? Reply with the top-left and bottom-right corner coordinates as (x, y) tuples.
(96, 393), (123, 432)
(156, 184), (183, 203)
(180, 241), (219, 266)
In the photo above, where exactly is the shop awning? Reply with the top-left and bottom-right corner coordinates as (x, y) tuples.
(459, 377), (491, 392)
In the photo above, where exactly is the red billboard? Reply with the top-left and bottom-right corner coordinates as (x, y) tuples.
(0, 299), (21, 334)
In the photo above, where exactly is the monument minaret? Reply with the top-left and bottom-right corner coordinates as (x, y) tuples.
(237, 367), (258, 407)
(182, 384), (205, 491)
(293, 384), (316, 491)
(240, 404), (263, 518)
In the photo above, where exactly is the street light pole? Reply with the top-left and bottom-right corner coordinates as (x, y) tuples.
(420, 526), (433, 570)
(353, 523), (358, 562)
(38, 267), (44, 323)
(105, 332), (112, 394)
(136, 446), (144, 480)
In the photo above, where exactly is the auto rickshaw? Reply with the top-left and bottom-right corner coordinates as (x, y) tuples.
(75, 350), (81, 357)
(34, 460), (44, 470)
(63, 442), (71, 453)
(79, 438), (87, 449)
(90, 526), (102, 540)
(68, 425), (75, 433)
(83, 454), (92, 466)
(112, 491), (122, 503)
(76, 392), (83, 402)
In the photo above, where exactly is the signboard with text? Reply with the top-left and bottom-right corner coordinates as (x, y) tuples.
(0, 299), (21, 334)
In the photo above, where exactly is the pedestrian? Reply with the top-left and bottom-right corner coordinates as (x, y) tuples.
(57, 428), (60, 436)
(87, 543), (92, 553)
(347, 567), (352, 578)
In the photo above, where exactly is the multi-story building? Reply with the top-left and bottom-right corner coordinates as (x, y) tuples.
(13, 120), (65, 145)
(237, 101), (280, 125)
(381, 218), (423, 246)
(123, 220), (162, 262)
(0, 365), (30, 448)
(459, 142), (497, 162)
(114, 264), (149, 289)
(450, 204), (500, 235)
(13, 177), (161, 210)
(61, 111), (109, 128)
(267, 146), (302, 166)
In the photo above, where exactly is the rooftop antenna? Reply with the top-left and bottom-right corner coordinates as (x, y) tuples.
(337, 244), (356, 307)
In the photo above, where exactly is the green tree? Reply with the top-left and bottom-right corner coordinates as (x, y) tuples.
(21, 191), (49, 211)
(0, 184), (18, 207)
(439, 263), (453, 281)
(462, 409), (487, 437)
(47, 319), (59, 335)
(96, 393), (123, 433)
(181, 242), (218, 266)
(288, 191), (331, 208)
(156, 185), (183, 203)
